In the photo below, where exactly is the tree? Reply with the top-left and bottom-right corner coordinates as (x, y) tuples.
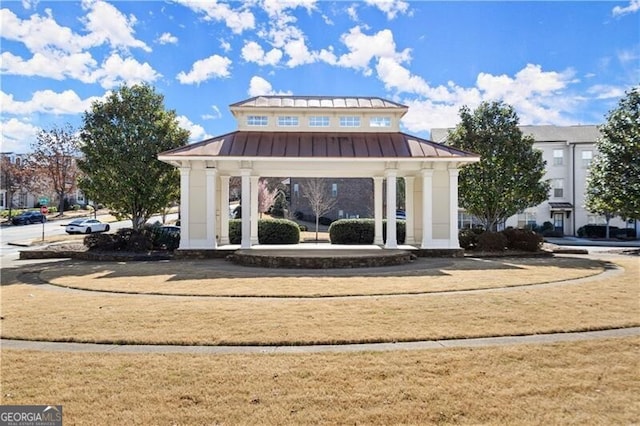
(447, 101), (550, 231)
(585, 87), (640, 238)
(30, 124), (81, 215)
(0, 155), (32, 218)
(300, 178), (337, 241)
(257, 178), (276, 217)
(79, 83), (189, 230)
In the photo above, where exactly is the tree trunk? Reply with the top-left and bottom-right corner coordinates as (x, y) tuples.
(315, 215), (320, 241)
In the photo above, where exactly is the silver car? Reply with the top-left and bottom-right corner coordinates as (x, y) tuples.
(65, 218), (110, 234)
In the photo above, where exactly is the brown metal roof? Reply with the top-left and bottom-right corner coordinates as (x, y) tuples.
(160, 131), (478, 159)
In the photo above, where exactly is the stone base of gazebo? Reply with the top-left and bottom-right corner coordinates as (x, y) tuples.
(229, 249), (415, 269)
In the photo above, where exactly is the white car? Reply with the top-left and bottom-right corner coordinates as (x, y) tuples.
(65, 218), (110, 234)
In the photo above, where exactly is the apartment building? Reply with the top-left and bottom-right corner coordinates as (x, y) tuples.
(431, 125), (634, 236)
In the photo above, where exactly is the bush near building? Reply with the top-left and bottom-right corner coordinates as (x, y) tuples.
(329, 219), (406, 245)
(229, 219), (301, 244)
(459, 228), (542, 252)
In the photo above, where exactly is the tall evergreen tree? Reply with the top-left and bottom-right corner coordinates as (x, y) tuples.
(78, 84), (189, 230)
(448, 101), (550, 231)
(585, 87), (640, 237)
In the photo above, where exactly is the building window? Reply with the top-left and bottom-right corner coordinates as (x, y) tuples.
(553, 149), (564, 166)
(277, 116), (299, 127)
(551, 179), (564, 198)
(293, 183), (299, 197)
(332, 183), (338, 197)
(369, 117), (391, 127)
(0, 191), (5, 209)
(309, 116), (330, 127)
(582, 150), (593, 168)
(517, 211), (537, 229)
(339, 116), (360, 127)
(247, 115), (268, 126)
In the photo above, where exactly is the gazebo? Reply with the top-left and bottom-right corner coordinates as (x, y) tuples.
(158, 96), (479, 251)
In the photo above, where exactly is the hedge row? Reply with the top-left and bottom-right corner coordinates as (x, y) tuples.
(459, 228), (542, 252)
(84, 223), (180, 252)
(328, 219), (406, 245)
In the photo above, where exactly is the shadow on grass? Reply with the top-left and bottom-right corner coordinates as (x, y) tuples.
(1, 256), (606, 288)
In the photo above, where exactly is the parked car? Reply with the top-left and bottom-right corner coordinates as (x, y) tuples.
(11, 211), (47, 225)
(65, 218), (110, 234)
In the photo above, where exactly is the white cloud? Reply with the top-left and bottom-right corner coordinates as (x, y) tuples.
(241, 41), (283, 66)
(219, 39), (232, 52)
(91, 53), (161, 89)
(336, 27), (411, 73)
(0, 8), (86, 54)
(1, 50), (97, 81)
(202, 105), (222, 120)
(158, 32), (178, 45)
(0, 118), (40, 153)
(398, 64), (581, 133)
(247, 76), (292, 97)
(177, 55), (232, 84)
(1, 89), (103, 115)
(346, 5), (359, 21)
(261, 0), (317, 18)
(364, 0), (410, 19)
(612, 0), (640, 16)
(176, 0), (255, 34)
(81, 0), (151, 52)
(176, 115), (212, 142)
(587, 84), (627, 100)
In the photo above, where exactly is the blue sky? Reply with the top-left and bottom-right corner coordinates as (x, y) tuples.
(2, 0), (639, 153)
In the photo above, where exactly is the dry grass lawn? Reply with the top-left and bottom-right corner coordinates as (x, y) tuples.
(37, 257), (604, 297)
(1, 338), (638, 424)
(1, 257), (637, 345)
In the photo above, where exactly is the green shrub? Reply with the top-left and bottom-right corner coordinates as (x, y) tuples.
(329, 219), (375, 244)
(329, 219), (405, 245)
(458, 227), (484, 249)
(229, 219), (242, 244)
(229, 219), (300, 244)
(477, 232), (507, 251)
(298, 224), (308, 232)
(84, 233), (123, 251)
(502, 228), (542, 252)
(258, 219), (300, 244)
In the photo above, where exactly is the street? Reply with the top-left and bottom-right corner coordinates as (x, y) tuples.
(0, 213), (178, 261)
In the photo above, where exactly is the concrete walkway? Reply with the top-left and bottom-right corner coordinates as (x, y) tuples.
(2, 327), (637, 354)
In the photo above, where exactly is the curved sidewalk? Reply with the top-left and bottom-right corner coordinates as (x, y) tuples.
(2, 327), (638, 355)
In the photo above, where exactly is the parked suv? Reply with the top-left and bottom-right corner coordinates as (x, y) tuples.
(11, 211), (47, 225)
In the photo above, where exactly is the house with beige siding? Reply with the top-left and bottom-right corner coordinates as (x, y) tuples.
(159, 96), (479, 251)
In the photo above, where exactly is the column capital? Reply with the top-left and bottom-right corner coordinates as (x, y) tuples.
(205, 168), (218, 176)
(240, 168), (252, 176)
(421, 168), (434, 177)
(448, 168), (460, 177)
(385, 169), (398, 177)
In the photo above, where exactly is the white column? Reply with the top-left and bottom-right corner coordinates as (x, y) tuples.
(421, 169), (433, 249)
(404, 176), (415, 245)
(220, 175), (230, 245)
(250, 176), (259, 245)
(385, 170), (397, 249)
(449, 167), (460, 248)
(373, 177), (384, 245)
(240, 169), (251, 248)
(179, 166), (190, 250)
(205, 168), (217, 249)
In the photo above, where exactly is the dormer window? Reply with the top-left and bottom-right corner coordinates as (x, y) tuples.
(277, 116), (299, 127)
(339, 116), (360, 128)
(369, 116), (391, 127)
(247, 115), (268, 126)
(309, 116), (330, 127)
